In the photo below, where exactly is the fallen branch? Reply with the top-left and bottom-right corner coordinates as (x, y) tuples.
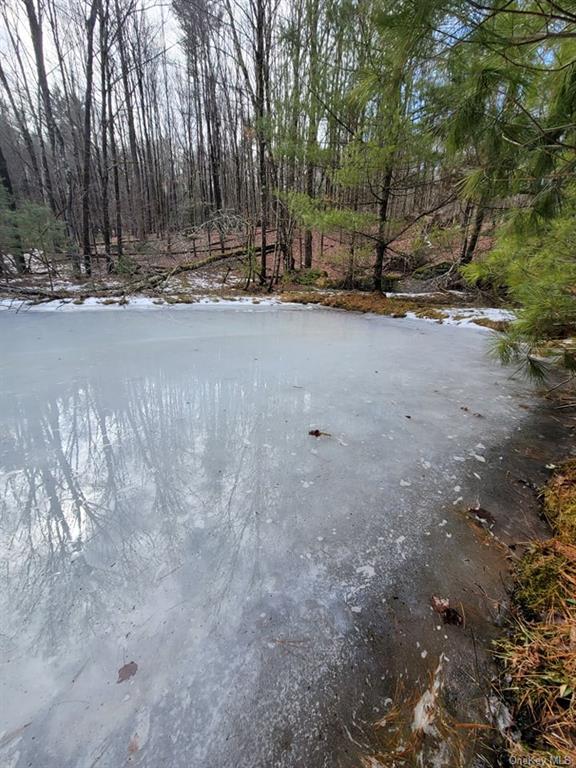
(127, 242), (276, 293)
(0, 242), (277, 302)
(0, 284), (77, 300)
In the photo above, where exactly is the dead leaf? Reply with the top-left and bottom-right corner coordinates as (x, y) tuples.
(431, 596), (463, 626)
(309, 429), (331, 437)
(468, 507), (496, 529)
(431, 595), (450, 613)
(117, 661), (138, 683)
(128, 734), (140, 753)
(460, 406), (483, 418)
(443, 607), (464, 626)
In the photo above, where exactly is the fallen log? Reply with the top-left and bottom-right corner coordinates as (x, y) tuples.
(127, 242), (276, 293)
(0, 242), (278, 302)
(0, 284), (77, 300)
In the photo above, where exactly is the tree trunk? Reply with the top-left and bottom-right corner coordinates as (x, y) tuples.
(115, 0), (143, 239)
(0, 62), (42, 198)
(22, 0), (61, 158)
(106, 59), (123, 266)
(81, 0), (99, 277)
(373, 167), (393, 292)
(461, 206), (485, 265)
(255, 0), (268, 284)
(304, 158), (314, 269)
(0, 143), (26, 273)
(303, 0), (320, 270)
(99, 0), (113, 272)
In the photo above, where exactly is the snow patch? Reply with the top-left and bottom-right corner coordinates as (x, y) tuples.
(0, 295), (283, 312)
(405, 306), (515, 331)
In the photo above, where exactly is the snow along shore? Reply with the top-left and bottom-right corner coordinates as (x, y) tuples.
(0, 295), (516, 330)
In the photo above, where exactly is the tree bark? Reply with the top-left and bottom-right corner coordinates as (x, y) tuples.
(99, 0), (113, 272)
(0, 143), (26, 273)
(461, 206), (485, 265)
(81, 0), (99, 277)
(373, 167), (393, 292)
(0, 62), (42, 197)
(115, 0), (143, 238)
(255, 0), (268, 284)
(22, 0), (61, 158)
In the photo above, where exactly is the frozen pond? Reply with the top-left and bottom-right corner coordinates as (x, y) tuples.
(0, 304), (550, 767)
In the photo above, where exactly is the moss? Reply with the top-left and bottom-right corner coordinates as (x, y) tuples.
(542, 460), (576, 543)
(514, 543), (574, 617)
(471, 317), (511, 332)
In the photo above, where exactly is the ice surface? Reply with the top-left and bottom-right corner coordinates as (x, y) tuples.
(0, 304), (539, 767)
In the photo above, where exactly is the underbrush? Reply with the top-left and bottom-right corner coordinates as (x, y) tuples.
(283, 268), (329, 287)
(497, 461), (576, 761)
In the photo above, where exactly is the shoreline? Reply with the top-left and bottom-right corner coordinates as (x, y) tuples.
(0, 287), (516, 333)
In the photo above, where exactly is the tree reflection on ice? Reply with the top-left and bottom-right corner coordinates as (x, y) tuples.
(0, 367), (291, 654)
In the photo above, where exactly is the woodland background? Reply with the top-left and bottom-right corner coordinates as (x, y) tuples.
(0, 0), (575, 355)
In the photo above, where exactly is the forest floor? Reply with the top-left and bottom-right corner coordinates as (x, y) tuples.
(0, 222), (500, 308)
(0, 231), (513, 333)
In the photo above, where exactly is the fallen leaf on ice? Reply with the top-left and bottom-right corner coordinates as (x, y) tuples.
(431, 595), (449, 613)
(468, 507), (496, 529)
(117, 661), (138, 683)
(431, 596), (463, 626)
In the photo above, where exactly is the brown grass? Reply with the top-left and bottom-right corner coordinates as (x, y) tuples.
(164, 294), (197, 304)
(279, 290), (511, 333)
(497, 461), (576, 761)
(471, 317), (511, 332)
(357, 671), (475, 768)
(279, 289), (456, 321)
